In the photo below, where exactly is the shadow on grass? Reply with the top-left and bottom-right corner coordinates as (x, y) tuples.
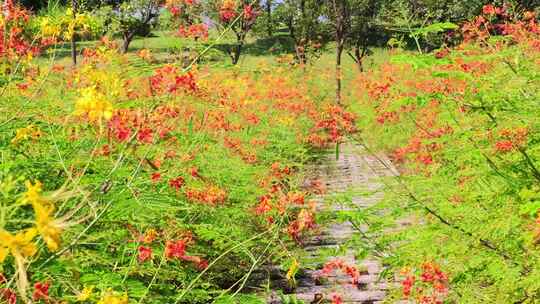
(213, 34), (296, 58)
(40, 32), (297, 64)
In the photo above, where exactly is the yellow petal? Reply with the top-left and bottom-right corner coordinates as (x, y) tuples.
(76, 286), (94, 301)
(0, 247), (8, 262)
(286, 258), (299, 281)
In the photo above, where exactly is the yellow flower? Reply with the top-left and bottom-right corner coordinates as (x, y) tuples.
(22, 180), (45, 205)
(278, 116), (294, 127)
(97, 291), (128, 304)
(0, 228), (38, 262)
(40, 18), (61, 37)
(11, 125), (42, 145)
(0, 246), (7, 262)
(286, 258), (299, 282)
(33, 202), (62, 252)
(22, 180), (64, 251)
(74, 87), (114, 122)
(76, 286), (94, 302)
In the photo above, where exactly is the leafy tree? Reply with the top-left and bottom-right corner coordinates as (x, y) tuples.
(346, 0), (384, 71)
(264, 0), (273, 36)
(207, 0), (259, 65)
(376, 1), (459, 52)
(165, 0), (206, 40)
(375, 0), (540, 53)
(274, 0), (327, 64)
(109, 0), (161, 53)
(326, 0), (350, 104)
(251, 0), (274, 37)
(323, 0), (384, 101)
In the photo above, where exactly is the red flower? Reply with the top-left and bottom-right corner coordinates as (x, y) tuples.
(495, 140), (514, 153)
(243, 5), (257, 21)
(435, 48), (450, 59)
(255, 195), (273, 215)
(177, 24), (209, 40)
(108, 116), (131, 142)
(1, 288), (16, 304)
(165, 150), (177, 159)
(174, 73), (198, 92)
(116, 126), (131, 141)
(169, 176), (185, 191)
(151, 172), (162, 183)
(169, 6), (181, 16)
(319, 259), (359, 285)
(137, 128), (153, 144)
(138, 246), (153, 263)
(331, 294), (343, 304)
(17, 82), (29, 91)
(417, 154), (433, 165)
(189, 167), (200, 178)
(483, 4), (497, 15)
(220, 10), (236, 22)
(32, 282), (49, 301)
(196, 258), (209, 270)
(402, 275), (415, 297)
(165, 240), (186, 259)
(182, 255), (209, 270)
(343, 265), (360, 284)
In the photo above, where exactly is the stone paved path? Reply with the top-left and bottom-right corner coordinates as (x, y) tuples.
(269, 142), (402, 304)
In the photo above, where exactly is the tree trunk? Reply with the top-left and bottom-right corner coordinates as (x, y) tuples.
(122, 32), (134, 54)
(70, 0), (77, 66)
(353, 46), (363, 72)
(231, 31), (246, 65)
(336, 42), (343, 105)
(266, 0), (272, 37)
(295, 41), (307, 65)
(333, 0), (348, 105)
(232, 41), (244, 65)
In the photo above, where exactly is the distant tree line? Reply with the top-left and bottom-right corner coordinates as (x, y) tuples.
(19, 0), (540, 100)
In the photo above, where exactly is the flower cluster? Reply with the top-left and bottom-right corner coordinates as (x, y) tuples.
(107, 106), (178, 144)
(74, 86), (114, 123)
(0, 0), (50, 71)
(11, 124), (42, 145)
(494, 127), (528, 153)
(219, 0), (237, 22)
(149, 65), (198, 95)
(462, 5), (540, 43)
(401, 263), (449, 304)
(177, 23), (209, 40)
(307, 105), (357, 148)
(318, 259), (361, 285)
(131, 228), (208, 270)
(0, 180), (80, 301)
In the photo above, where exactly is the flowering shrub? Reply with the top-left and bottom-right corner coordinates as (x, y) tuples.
(349, 6), (540, 303)
(400, 263), (449, 304)
(33, 8), (104, 42)
(209, 0), (260, 64)
(165, 0), (209, 41)
(0, 0), (54, 84)
(0, 35), (344, 302)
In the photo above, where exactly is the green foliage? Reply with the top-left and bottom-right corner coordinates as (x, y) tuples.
(410, 22), (458, 38)
(0, 36), (341, 302)
(98, 0), (161, 52)
(273, 0), (329, 63)
(349, 17), (540, 302)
